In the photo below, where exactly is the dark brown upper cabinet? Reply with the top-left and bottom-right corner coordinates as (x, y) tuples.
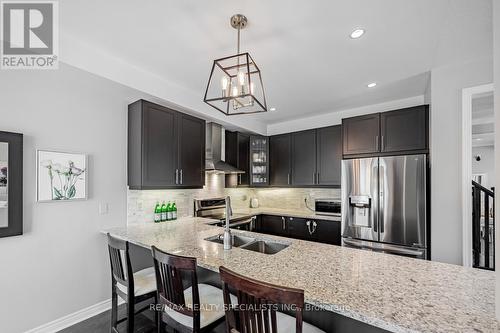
(342, 105), (429, 157)
(291, 129), (317, 186)
(342, 113), (380, 156)
(269, 125), (342, 187)
(380, 105), (428, 153)
(128, 100), (205, 189)
(178, 113), (206, 187)
(269, 134), (292, 186)
(316, 125), (342, 186)
(225, 131), (250, 187)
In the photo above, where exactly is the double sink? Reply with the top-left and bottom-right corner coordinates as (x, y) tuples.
(205, 234), (289, 255)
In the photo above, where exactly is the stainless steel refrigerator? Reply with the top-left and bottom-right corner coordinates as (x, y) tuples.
(341, 155), (428, 259)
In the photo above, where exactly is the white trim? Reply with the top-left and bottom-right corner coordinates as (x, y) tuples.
(24, 298), (123, 333)
(461, 83), (494, 267)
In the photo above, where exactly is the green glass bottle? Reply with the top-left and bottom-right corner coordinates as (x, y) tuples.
(160, 201), (167, 222)
(171, 202), (177, 220)
(154, 202), (161, 223)
(166, 202), (173, 221)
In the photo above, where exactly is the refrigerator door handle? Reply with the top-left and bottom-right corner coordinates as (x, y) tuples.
(379, 164), (385, 234)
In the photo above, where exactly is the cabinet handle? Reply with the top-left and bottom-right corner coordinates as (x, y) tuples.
(180, 169), (183, 184)
(316, 172), (319, 185)
(312, 172), (315, 184)
(238, 174), (242, 185)
(281, 216), (286, 230)
(381, 135), (384, 151)
(375, 135), (379, 150)
(287, 173), (290, 185)
(306, 220), (318, 235)
(175, 169), (179, 184)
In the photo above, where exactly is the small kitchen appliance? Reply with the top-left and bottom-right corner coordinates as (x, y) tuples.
(314, 199), (341, 217)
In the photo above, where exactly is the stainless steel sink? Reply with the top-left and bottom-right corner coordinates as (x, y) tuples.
(204, 234), (256, 247)
(240, 240), (289, 254)
(204, 234), (289, 254)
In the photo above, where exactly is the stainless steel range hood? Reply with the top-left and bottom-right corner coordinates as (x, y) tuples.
(205, 123), (244, 174)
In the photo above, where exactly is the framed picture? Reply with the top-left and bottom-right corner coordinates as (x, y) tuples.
(37, 150), (87, 202)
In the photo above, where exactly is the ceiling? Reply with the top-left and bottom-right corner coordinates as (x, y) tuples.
(472, 93), (494, 147)
(60, 0), (492, 125)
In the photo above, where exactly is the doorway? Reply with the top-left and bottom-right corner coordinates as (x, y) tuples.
(462, 84), (495, 270)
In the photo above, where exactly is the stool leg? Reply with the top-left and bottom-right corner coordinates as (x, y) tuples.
(110, 286), (118, 332)
(154, 295), (160, 331)
(127, 296), (135, 333)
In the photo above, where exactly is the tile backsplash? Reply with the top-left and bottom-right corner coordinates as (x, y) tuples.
(128, 173), (340, 224)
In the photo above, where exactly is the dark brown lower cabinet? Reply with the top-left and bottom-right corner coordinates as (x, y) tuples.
(256, 215), (287, 237)
(256, 215), (340, 245)
(312, 219), (341, 245)
(287, 217), (310, 240)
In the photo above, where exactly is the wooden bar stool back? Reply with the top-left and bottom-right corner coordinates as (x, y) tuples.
(219, 266), (325, 333)
(107, 233), (157, 333)
(152, 246), (228, 333)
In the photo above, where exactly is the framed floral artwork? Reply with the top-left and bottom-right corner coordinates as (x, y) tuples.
(37, 150), (87, 202)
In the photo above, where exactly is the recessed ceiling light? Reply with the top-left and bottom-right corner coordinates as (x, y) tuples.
(270, 107), (276, 111)
(367, 82), (377, 88)
(475, 138), (483, 141)
(350, 29), (365, 39)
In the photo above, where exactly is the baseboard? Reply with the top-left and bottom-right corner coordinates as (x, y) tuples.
(25, 298), (124, 333)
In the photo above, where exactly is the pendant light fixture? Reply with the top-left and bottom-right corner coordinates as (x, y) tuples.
(204, 14), (268, 115)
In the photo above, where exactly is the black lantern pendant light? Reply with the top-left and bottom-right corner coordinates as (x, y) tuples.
(204, 14), (268, 115)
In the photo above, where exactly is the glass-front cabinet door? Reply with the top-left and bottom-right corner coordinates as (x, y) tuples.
(0, 131), (23, 238)
(249, 135), (269, 186)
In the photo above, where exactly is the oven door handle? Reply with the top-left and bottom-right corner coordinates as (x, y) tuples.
(229, 218), (254, 228)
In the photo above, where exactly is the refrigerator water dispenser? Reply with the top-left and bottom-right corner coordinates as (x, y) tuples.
(348, 195), (372, 228)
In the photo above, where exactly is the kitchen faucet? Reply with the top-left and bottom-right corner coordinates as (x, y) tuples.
(223, 196), (232, 250)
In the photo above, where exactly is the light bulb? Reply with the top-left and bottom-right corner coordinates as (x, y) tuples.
(221, 76), (229, 90)
(238, 72), (245, 86)
(232, 86), (239, 97)
(250, 82), (255, 95)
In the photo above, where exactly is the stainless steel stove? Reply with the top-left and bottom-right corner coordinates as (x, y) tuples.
(193, 197), (256, 230)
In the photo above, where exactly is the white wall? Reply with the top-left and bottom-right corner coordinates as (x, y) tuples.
(472, 146), (495, 188)
(0, 64), (147, 332)
(430, 56), (493, 265)
(493, 0), (500, 321)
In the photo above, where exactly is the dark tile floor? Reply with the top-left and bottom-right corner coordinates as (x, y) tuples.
(58, 304), (226, 333)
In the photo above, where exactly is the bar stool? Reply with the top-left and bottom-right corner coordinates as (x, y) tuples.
(151, 246), (232, 332)
(107, 233), (157, 333)
(219, 266), (325, 333)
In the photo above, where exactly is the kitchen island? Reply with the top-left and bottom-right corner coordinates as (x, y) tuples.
(104, 217), (499, 333)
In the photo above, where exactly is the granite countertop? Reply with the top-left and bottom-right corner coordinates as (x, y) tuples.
(233, 207), (341, 222)
(104, 217), (499, 333)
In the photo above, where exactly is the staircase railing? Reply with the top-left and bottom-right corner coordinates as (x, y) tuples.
(472, 180), (495, 270)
